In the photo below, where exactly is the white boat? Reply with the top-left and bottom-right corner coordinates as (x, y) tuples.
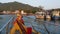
(46, 15), (51, 20)
(46, 15), (51, 19)
(35, 14), (44, 19)
(52, 16), (60, 20)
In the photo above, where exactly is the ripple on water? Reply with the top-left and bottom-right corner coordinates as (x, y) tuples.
(0, 15), (15, 29)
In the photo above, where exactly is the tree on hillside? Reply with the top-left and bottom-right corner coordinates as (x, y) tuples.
(0, 2), (38, 12)
(24, 10), (31, 13)
(32, 10), (37, 14)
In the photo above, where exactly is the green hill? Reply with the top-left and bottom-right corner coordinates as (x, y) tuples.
(0, 1), (38, 12)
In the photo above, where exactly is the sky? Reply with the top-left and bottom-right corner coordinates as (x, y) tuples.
(0, 0), (60, 9)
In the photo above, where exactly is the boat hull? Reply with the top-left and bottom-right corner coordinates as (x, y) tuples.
(36, 15), (44, 19)
(52, 16), (60, 20)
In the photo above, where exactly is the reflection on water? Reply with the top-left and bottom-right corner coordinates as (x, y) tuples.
(23, 16), (60, 34)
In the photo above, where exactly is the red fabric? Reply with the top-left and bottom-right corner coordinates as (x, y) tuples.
(21, 19), (24, 24)
(26, 27), (32, 34)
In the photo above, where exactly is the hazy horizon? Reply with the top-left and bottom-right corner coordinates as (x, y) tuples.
(0, 0), (60, 10)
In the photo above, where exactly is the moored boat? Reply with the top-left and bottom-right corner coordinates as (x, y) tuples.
(46, 15), (51, 20)
(35, 15), (44, 19)
(52, 16), (60, 20)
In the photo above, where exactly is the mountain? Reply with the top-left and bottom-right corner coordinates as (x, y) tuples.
(0, 1), (39, 12)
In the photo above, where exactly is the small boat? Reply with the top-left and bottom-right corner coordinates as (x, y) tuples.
(52, 16), (60, 20)
(46, 15), (51, 19)
(46, 15), (51, 20)
(35, 11), (45, 19)
(35, 15), (44, 19)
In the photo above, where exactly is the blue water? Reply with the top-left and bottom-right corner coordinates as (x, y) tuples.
(23, 16), (60, 34)
(0, 15), (14, 29)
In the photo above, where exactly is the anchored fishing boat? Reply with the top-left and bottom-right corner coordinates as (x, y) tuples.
(52, 16), (60, 20)
(46, 15), (51, 20)
(35, 12), (45, 19)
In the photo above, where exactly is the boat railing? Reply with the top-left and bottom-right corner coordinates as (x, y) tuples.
(0, 16), (16, 34)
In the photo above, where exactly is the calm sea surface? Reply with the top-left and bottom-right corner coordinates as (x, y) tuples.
(0, 15), (15, 29)
(23, 16), (60, 34)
